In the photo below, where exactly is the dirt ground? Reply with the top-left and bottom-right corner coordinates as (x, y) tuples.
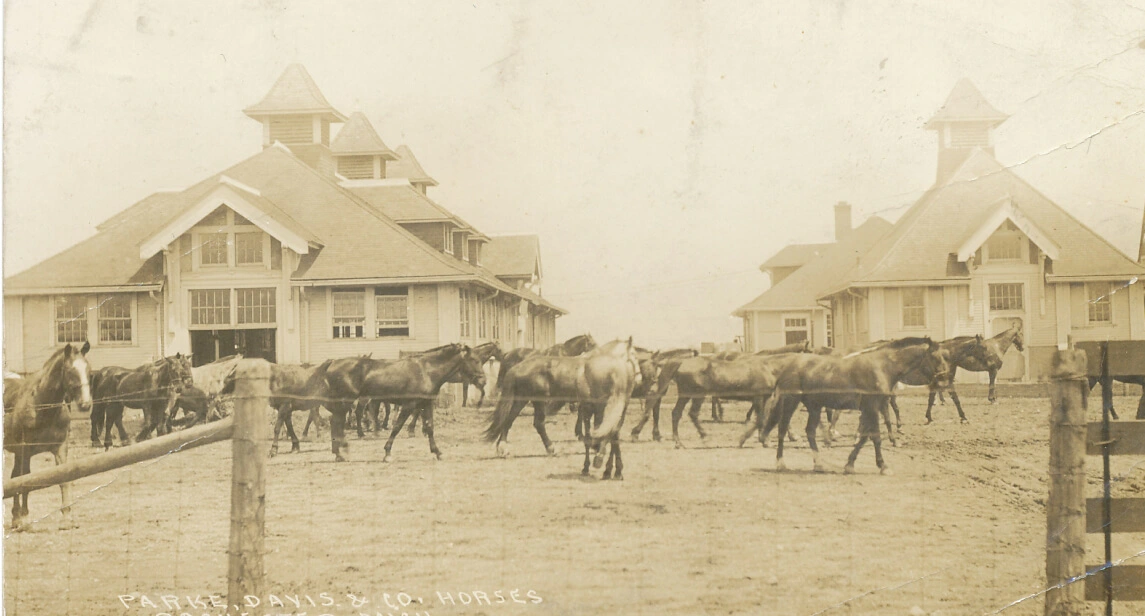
(5, 392), (1145, 616)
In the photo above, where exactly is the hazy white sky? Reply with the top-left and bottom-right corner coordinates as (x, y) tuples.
(4, 1), (1145, 348)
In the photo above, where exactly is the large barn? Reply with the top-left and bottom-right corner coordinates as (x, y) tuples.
(736, 79), (1145, 382)
(3, 65), (565, 371)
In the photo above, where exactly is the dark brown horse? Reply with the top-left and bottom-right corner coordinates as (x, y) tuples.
(5, 342), (93, 530)
(1086, 376), (1145, 420)
(89, 354), (194, 449)
(760, 337), (951, 475)
(315, 344), (486, 462)
(494, 333), (597, 395)
(626, 348), (700, 441)
(711, 340), (814, 422)
(269, 363), (331, 456)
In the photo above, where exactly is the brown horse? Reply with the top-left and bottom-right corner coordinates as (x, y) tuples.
(5, 342), (93, 530)
(626, 348), (700, 441)
(269, 363), (331, 456)
(89, 354), (194, 449)
(494, 333), (597, 395)
(711, 340), (814, 422)
(314, 344), (486, 462)
(760, 337), (951, 475)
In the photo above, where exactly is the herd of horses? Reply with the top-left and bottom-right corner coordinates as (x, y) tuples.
(11, 319), (1120, 532)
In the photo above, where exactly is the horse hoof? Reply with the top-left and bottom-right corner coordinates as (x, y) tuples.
(546, 445), (556, 456)
(843, 464), (855, 475)
(269, 447), (279, 458)
(334, 454), (347, 463)
(880, 466), (894, 476)
(291, 445), (301, 453)
(603, 470), (612, 480)
(674, 442), (685, 450)
(613, 473), (623, 481)
(90, 441), (102, 448)
(629, 432), (640, 441)
(960, 418), (970, 425)
(434, 452), (443, 461)
(652, 433), (662, 442)
(383, 454), (392, 463)
(581, 468), (590, 476)
(776, 459), (787, 472)
(814, 463), (828, 473)
(925, 419), (933, 425)
(593, 453), (605, 469)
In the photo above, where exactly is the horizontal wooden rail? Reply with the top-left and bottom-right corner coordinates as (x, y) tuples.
(1086, 421), (1145, 456)
(1085, 565), (1145, 601)
(3, 417), (233, 499)
(1086, 498), (1145, 534)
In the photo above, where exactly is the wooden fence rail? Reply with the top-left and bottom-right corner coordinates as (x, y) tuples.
(3, 358), (271, 610)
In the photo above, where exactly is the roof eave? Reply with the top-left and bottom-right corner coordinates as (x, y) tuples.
(5, 283), (164, 296)
(243, 108), (349, 123)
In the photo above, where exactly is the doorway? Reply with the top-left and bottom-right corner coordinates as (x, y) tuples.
(991, 317), (1025, 381)
(190, 329), (276, 366)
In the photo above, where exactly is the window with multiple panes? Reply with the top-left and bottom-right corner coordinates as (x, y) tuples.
(443, 226), (455, 254)
(200, 233), (229, 265)
(986, 233), (1022, 261)
(332, 289), (366, 338)
(55, 296), (88, 343)
(477, 298), (489, 339)
(459, 288), (472, 337)
(988, 283), (1024, 311)
(901, 287), (927, 328)
(375, 287), (410, 337)
(237, 288), (276, 325)
(190, 289), (231, 326)
(491, 299), (501, 340)
(783, 316), (809, 345)
(235, 232), (264, 265)
(824, 311), (834, 348)
(1087, 282), (1113, 323)
(97, 295), (132, 343)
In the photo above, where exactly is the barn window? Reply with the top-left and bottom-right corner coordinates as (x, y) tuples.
(200, 233), (229, 265)
(824, 311), (834, 348)
(375, 287), (410, 337)
(97, 295), (133, 343)
(55, 296), (88, 344)
(988, 283), (1024, 311)
(235, 232), (264, 265)
(269, 116), (313, 144)
(986, 229), (1022, 261)
(237, 288), (276, 325)
(783, 315), (809, 345)
(332, 289), (366, 338)
(902, 287), (927, 328)
(337, 155), (375, 180)
(190, 289), (231, 326)
(1087, 282), (1113, 323)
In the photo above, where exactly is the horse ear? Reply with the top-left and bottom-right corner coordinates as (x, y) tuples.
(80, 341), (91, 355)
(627, 336), (633, 349)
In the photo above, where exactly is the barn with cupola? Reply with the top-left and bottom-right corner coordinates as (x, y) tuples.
(735, 79), (1145, 382)
(3, 65), (565, 372)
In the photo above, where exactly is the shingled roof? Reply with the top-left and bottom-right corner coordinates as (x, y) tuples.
(331, 112), (397, 158)
(5, 146), (522, 296)
(483, 235), (541, 279)
(817, 149), (1145, 297)
(734, 217), (893, 315)
(925, 78), (1009, 128)
(388, 145), (438, 186)
(760, 242), (833, 272)
(242, 64), (347, 122)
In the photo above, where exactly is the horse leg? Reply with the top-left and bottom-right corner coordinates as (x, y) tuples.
(136, 406), (155, 442)
(988, 369), (998, 404)
(688, 398), (708, 442)
(737, 401), (760, 448)
(532, 401), (555, 455)
(710, 398), (720, 422)
(775, 399), (795, 471)
(612, 436), (623, 480)
(629, 397), (652, 440)
(111, 404), (130, 446)
(582, 428), (593, 476)
(90, 403), (105, 447)
(650, 397), (663, 441)
(844, 403), (878, 474)
(805, 404), (826, 473)
(925, 391), (937, 424)
(383, 403), (416, 462)
(889, 395), (902, 431)
(271, 406), (286, 457)
(54, 442), (76, 530)
(871, 401), (891, 475)
(302, 407), (317, 439)
(381, 402), (392, 431)
(494, 398), (530, 458)
(354, 399), (366, 438)
(329, 403), (349, 462)
(828, 407), (843, 442)
(11, 451), (28, 530)
(423, 403), (442, 460)
(602, 438), (615, 479)
(407, 406), (419, 437)
(284, 407), (301, 453)
(670, 397), (690, 449)
(950, 389), (968, 424)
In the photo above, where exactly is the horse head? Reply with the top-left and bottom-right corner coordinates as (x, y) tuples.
(921, 338), (953, 388)
(54, 341), (93, 412)
(564, 333), (597, 356)
(1009, 323), (1025, 352)
(455, 345), (488, 390)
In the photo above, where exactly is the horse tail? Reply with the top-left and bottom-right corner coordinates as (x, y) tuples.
(589, 392), (627, 440)
(483, 374), (518, 442)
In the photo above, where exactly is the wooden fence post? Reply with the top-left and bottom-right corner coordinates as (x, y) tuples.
(1046, 348), (1088, 616)
(227, 359), (270, 610)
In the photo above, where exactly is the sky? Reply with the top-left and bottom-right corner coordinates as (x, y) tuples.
(4, 0), (1145, 349)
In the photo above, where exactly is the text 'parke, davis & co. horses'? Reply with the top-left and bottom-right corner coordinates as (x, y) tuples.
(760, 337), (951, 475)
(483, 338), (642, 479)
(4, 342), (93, 531)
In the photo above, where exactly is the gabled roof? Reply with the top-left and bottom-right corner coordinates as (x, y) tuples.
(482, 235), (541, 279)
(819, 149), (1145, 295)
(388, 145), (438, 186)
(330, 112), (397, 159)
(242, 64), (347, 122)
(5, 146), (523, 294)
(733, 217), (893, 316)
(925, 79), (1008, 129)
(954, 197), (1060, 262)
(344, 180), (489, 240)
(760, 242), (833, 272)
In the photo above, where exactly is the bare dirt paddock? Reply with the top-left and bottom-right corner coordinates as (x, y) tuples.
(5, 393), (1145, 616)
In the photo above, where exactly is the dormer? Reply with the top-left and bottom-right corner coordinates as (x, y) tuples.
(388, 145), (439, 195)
(330, 112), (399, 180)
(956, 197), (1059, 270)
(244, 64), (347, 176)
(926, 79), (1008, 185)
